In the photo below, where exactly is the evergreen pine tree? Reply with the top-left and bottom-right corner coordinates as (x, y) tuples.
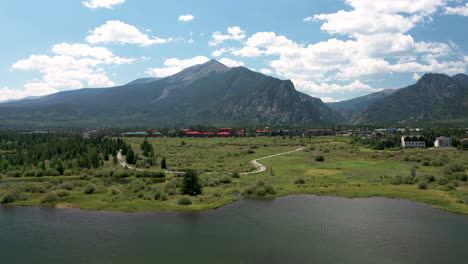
(126, 148), (136, 165)
(161, 157), (167, 169)
(181, 170), (202, 196)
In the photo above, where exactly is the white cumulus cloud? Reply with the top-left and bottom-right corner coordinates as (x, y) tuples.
(86, 20), (172, 46)
(146, 56), (210, 77)
(11, 43), (134, 95)
(225, 0), (466, 98)
(83, 0), (125, 9)
(260, 68), (273, 75)
(219, 58), (244, 67)
(178, 14), (195, 22)
(445, 3), (468, 16)
(209, 26), (246, 46)
(0, 86), (59, 102)
(320, 97), (340, 103)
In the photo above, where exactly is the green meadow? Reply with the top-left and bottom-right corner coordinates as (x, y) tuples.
(1, 136), (467, 214)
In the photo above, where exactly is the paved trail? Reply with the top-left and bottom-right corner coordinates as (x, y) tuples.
(240, 147), (305, 176)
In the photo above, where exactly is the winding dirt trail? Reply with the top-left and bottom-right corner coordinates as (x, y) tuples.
(117, 147), (305, 176)
(117, 151), (185, 175)
(240, 147), (305, 176)
(117, 151), (143, 171)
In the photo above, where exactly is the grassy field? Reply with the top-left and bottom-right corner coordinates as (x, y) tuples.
(1, 136), (468, 214)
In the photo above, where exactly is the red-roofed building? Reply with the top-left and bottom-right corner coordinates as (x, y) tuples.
(202, 132), (215, 137)
(186, 131), (202, 137)
(256, 130), (269, 136)
(219, 128), (233, 132)
(236, 130), (246, 136)
(180, 129), (190, 132)
(217, 132), (231, 137)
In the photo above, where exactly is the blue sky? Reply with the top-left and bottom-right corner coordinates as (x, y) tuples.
(1, 0), (467, 102)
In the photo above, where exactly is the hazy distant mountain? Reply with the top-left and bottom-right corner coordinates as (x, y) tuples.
(125, 77), (161, 86)
(0, 95), (45, 104)
(327, 89), (399, 120)
(352, 73), (468, 125)
(0, 60), (344, 128)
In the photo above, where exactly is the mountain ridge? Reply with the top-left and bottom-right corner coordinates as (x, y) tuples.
(0, 59), (343, 128)
(352, 73), (468, 125)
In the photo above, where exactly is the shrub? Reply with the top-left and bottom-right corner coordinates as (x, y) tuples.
(264, 185), (276, 194)
(247, 150), (256, 154)
(449, 163), (465, 173)
(255, 188), (266, 196)
(220, 176), (232, 184)
(60, 182), (74, 191)
(150, 171), (165, 178)
(41, 192), (59, 203)
(232, 172), (240, 178)
(178, 197), (192, 205)
(114, 170), (132, 178)
(7, 170), (22, 178)
(23, 170), (36, 177)
(164, 182), (177, 195)
(417, 182), (428, 190)
(422, 175), (436, 182)
(44, 169), (60, 177)
(441, 183), (456, 191)
(437, 177), (450, 185)
(464, 196), (468, 205)
(17, 193), (30, 201)
(35, 170), (45, 177)
(422, 161), (430, 166)
(129, 180), (145, 193)
(410, 165), (417, 178)
(391, 175), (414, 185)
(160, 192), (168, 201)
(294, 178), (306, 184)
(56, 190), (70, 197)
(454, 172), (467, 181)
(256, 180), (265, 187)
(110, 188), (121, 196)
(243, 186), (256, 195)
(315, 155), (325, 162)
(0, 191), (17, 204)
(83, 184), (97, 194)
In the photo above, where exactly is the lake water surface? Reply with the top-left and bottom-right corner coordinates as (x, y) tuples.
(1, 195), (467, 264)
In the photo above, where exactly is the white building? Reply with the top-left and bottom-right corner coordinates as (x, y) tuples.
(434, 137), (452, 148)
(401, 135), (426, 149)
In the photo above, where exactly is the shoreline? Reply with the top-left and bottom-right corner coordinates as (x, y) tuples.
(2, 190), (468, 215)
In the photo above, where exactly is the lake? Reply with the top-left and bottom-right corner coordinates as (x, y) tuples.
(1, 195), (468, 264)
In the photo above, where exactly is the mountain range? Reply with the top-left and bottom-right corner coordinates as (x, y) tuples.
(350, 73), (468, 125)
(0, 59), (466, 128)
(0, 60), (343, 128)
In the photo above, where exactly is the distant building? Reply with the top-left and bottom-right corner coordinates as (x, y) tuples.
(123, 132), (149, 137)
(202, 132), (215, 137)
(217, 132), (231, 137)
(186, 131), (202, 137)
(256, 130), (269, 136)
(434, 137), (452, 148)
(460, 138), (468, 148)
(401, 135), (426, 149)
(151, 131), (165, 137)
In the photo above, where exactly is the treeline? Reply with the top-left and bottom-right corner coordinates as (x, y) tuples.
(0, 132), (129, 175)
